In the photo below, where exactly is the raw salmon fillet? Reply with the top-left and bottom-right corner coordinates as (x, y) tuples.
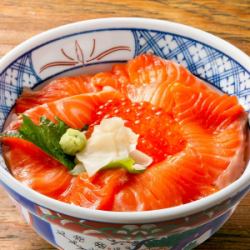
(8, 89), (122, 130)
(15, 75), (96, 113)
(59, 169), (128, 210)
(3, 54), (248, 211)
(3, 137), (72, 198)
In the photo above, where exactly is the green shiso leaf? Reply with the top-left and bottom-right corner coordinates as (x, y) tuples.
(17, 115), (75, 169)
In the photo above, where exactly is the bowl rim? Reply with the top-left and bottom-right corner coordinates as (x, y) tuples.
(0, 17), (250, 224)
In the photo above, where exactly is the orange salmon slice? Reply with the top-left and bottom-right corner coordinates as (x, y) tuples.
(8, 90), (122, 130)
(60, 169), (128, 210)
(15, 75), (96, 113)
(3, 137), (73, 198)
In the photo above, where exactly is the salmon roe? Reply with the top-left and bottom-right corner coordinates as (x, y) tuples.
(90, 98), (186, 164)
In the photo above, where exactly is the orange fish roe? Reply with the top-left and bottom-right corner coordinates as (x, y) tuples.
(91, 98), (186, 163)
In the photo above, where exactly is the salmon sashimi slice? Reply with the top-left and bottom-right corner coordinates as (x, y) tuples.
(90, 64), (130, 96)
(91, 72), (120, 90)
(181, 122), (246, 185)
(3, 137), (73, 198)
(126, 54), (206, 89)
(111, 64), (130, 85)
(112, 121), (246, 211)
(15, 75), (96, 113)
(8, 90), (122, 130)
(166, 82), (247, 186)
(169, 82), (245, 129)
(128, 53), (171, 86)
(60, 169), (128, 210)
(112, 147), (209, 211)
(125, 54), (208, 102)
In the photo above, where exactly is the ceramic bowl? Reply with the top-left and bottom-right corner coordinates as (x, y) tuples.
(0, 18), (250, 250)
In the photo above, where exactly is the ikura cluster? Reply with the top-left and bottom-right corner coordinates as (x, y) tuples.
(91, 98), (186, 164)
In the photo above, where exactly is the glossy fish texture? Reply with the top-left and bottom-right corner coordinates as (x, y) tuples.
(15, 75), (96, 113)
(4, 54), (248, 211)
